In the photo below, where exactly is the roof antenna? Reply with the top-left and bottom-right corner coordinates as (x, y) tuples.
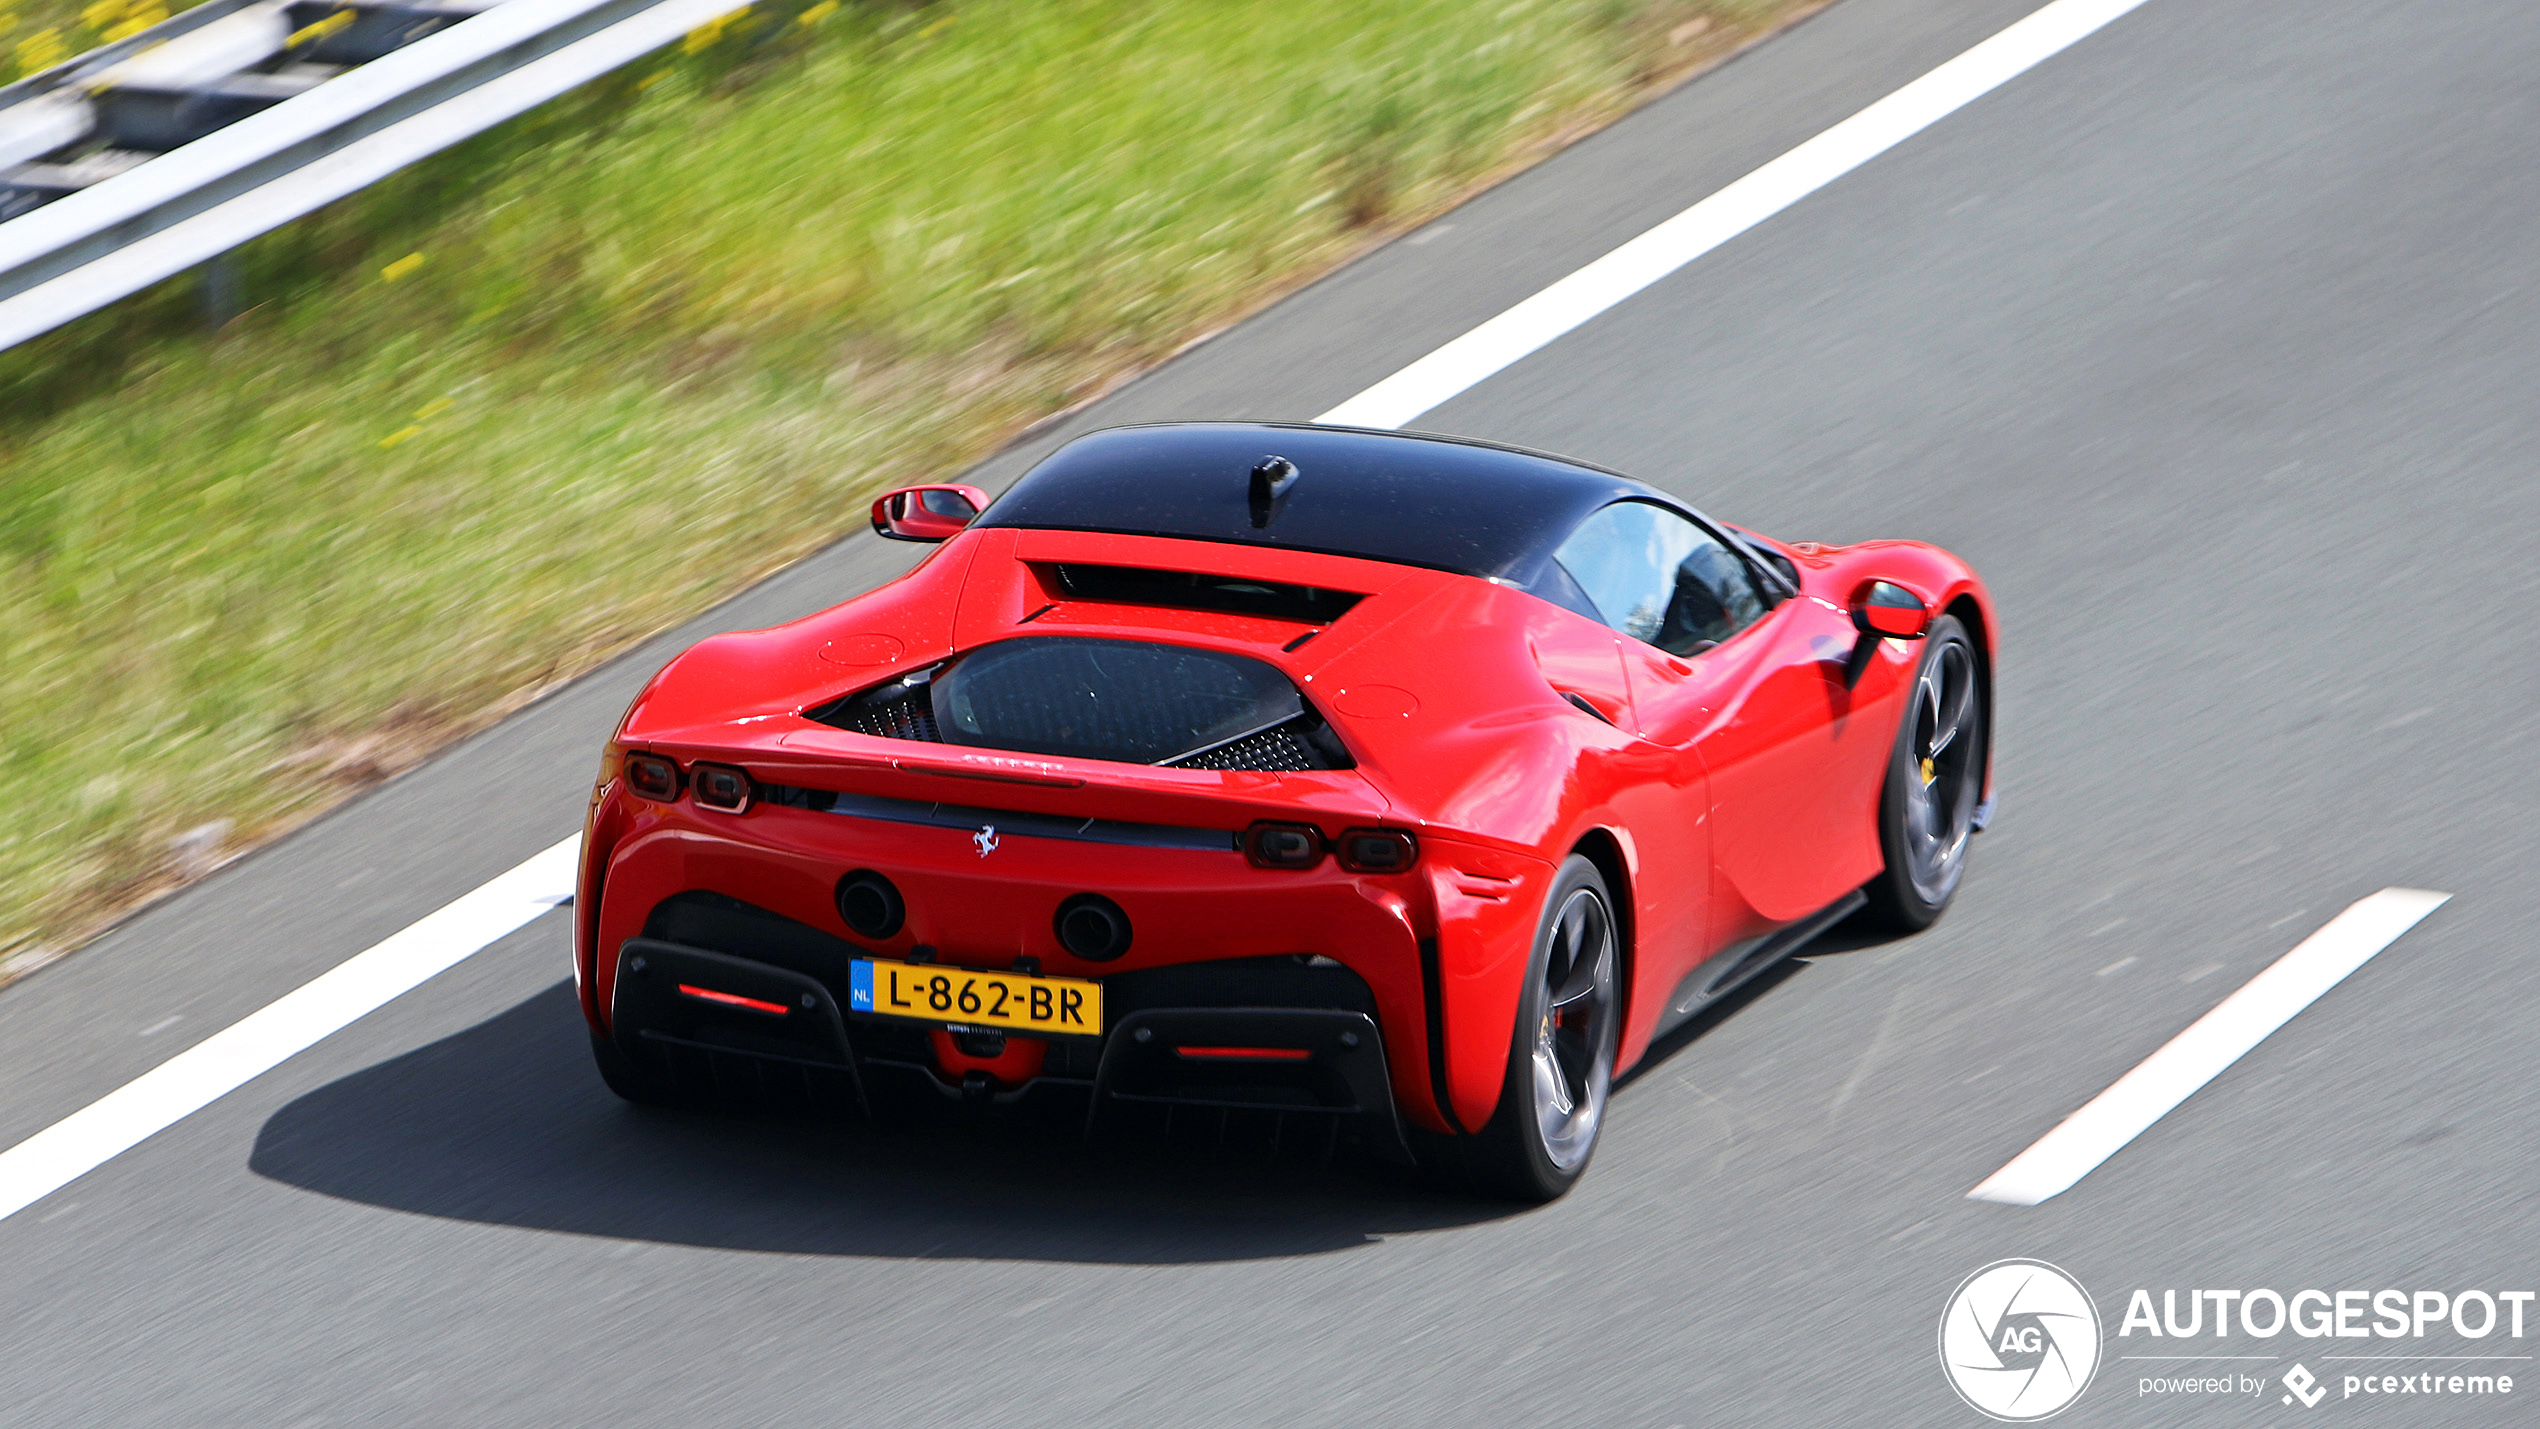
(1249, 455), (1299, 528)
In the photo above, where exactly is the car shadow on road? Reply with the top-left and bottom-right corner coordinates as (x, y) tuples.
(249, 980), (1514, 1265)
(1617, 911), (1916, 1087)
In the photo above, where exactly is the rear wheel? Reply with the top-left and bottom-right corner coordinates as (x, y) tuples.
(1862, 615), (1985, 931)
(1459, 855), (1621, 1202)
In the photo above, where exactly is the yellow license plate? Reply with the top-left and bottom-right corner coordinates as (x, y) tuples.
(848, 958), (1102, 1037)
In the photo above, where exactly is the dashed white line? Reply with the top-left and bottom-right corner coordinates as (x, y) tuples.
(0, 836), (578, 1224)
(1968, 888), (2451, 1207)
(1315, 0), (2155, 430)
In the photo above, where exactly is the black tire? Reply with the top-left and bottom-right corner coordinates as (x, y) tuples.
(590, 1031), (681, 1108)
(1861, 615), (1986, 932)
(1457, 854), (1623, 1202)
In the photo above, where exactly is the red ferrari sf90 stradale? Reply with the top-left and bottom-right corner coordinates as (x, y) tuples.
(574, 422), (1993, 1200)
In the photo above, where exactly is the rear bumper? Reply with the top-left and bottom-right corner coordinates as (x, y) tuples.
(612, 938), (866, 1105)
(608, 936), (1414, 1162)
(581, 791), (1465, 1131)
(1094, 1008), (1409, 1161)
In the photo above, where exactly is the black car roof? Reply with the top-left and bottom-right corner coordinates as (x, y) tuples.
(973, 422), (1671, 582)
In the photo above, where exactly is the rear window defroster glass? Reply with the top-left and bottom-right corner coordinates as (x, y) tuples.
(932, 637), (1305, 766)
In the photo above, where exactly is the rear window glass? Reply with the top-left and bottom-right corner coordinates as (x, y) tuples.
(932, 637), (1305, 766)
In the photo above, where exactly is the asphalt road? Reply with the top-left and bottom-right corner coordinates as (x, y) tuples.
(6, 0), (2539, 1423)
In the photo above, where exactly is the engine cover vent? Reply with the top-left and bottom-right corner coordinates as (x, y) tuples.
(804, 638), (1352, 770)
(807, 668), (944, 743)
(1170, 723), (1329, 772)
(1045, 563), (1363, 625)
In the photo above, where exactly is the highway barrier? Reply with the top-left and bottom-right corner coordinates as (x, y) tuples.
(0, 0), (740, 352)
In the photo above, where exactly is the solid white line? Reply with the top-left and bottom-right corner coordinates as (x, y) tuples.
(1967, 888), (2451, 1207)
(0, 0), (2162, 1226)
(1314, 0), (2152, 431)
(0, 835), (578, 1224)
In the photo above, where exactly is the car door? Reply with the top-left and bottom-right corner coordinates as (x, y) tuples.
(1546, 501), (1878, 950)
(1520, 515), (1706, 1028)
(1529, 501), (1727, 1022)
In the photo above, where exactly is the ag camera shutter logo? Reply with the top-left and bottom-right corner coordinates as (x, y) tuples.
(1940, 1260), (2103, 1420)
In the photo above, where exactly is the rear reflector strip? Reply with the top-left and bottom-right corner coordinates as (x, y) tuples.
(1174, 1045), (1311, 1061)
(676, 984), (792, 1016)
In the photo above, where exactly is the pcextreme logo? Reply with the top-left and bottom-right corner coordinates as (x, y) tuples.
(1939, 1260), (2104, 1421)
(2118, 1284), (2527, 1409)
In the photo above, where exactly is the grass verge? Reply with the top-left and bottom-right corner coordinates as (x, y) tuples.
(0, 0), (1822, 980)
(5, 0), (198, 84)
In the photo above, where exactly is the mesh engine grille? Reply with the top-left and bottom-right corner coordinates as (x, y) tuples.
(936, 639), (1294, 767)
(1170, 724), (1320, 772)
(822, 690), (939, 742)
(804, 645), (1350, 770)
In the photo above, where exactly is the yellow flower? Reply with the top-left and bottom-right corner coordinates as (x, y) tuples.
(14, 26), (66, 72)
(379, 251), (424, 282)
(795, 0), (837, 26)
(379, 425), (421, 449)
(79, 0), (123, 30)
(681, 4), (745, 52)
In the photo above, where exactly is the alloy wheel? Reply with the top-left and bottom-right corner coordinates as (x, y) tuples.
(1531, 885), (1617, 1172)
(1902, 638), (1981, 905)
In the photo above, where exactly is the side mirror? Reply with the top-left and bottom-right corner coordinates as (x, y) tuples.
(1848, 580), (1932, 640)
(870, 483), (990, 542)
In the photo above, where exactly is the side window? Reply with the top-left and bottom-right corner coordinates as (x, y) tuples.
(1543, 501), (1769, 656)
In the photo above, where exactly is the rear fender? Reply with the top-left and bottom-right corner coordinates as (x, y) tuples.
(1422, 837), (1550, 1133)
(1421, 826), (1646, 1134)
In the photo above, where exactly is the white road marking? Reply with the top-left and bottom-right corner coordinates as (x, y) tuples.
(1313, 0), (2154, 430)
(0, 0), (2168, 1226)
(0, 835), (578, 1224)
(1967, 888), (2451, 1207)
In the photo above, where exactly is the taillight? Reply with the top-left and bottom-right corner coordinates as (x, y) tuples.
(1335, 828), (1418, 873)
(1244, 821), (1325, 869)
(623, 752), (681, 802)
(690, 762), (755, 812)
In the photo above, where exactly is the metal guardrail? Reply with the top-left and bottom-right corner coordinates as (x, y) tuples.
(0, 0), (739, 353)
